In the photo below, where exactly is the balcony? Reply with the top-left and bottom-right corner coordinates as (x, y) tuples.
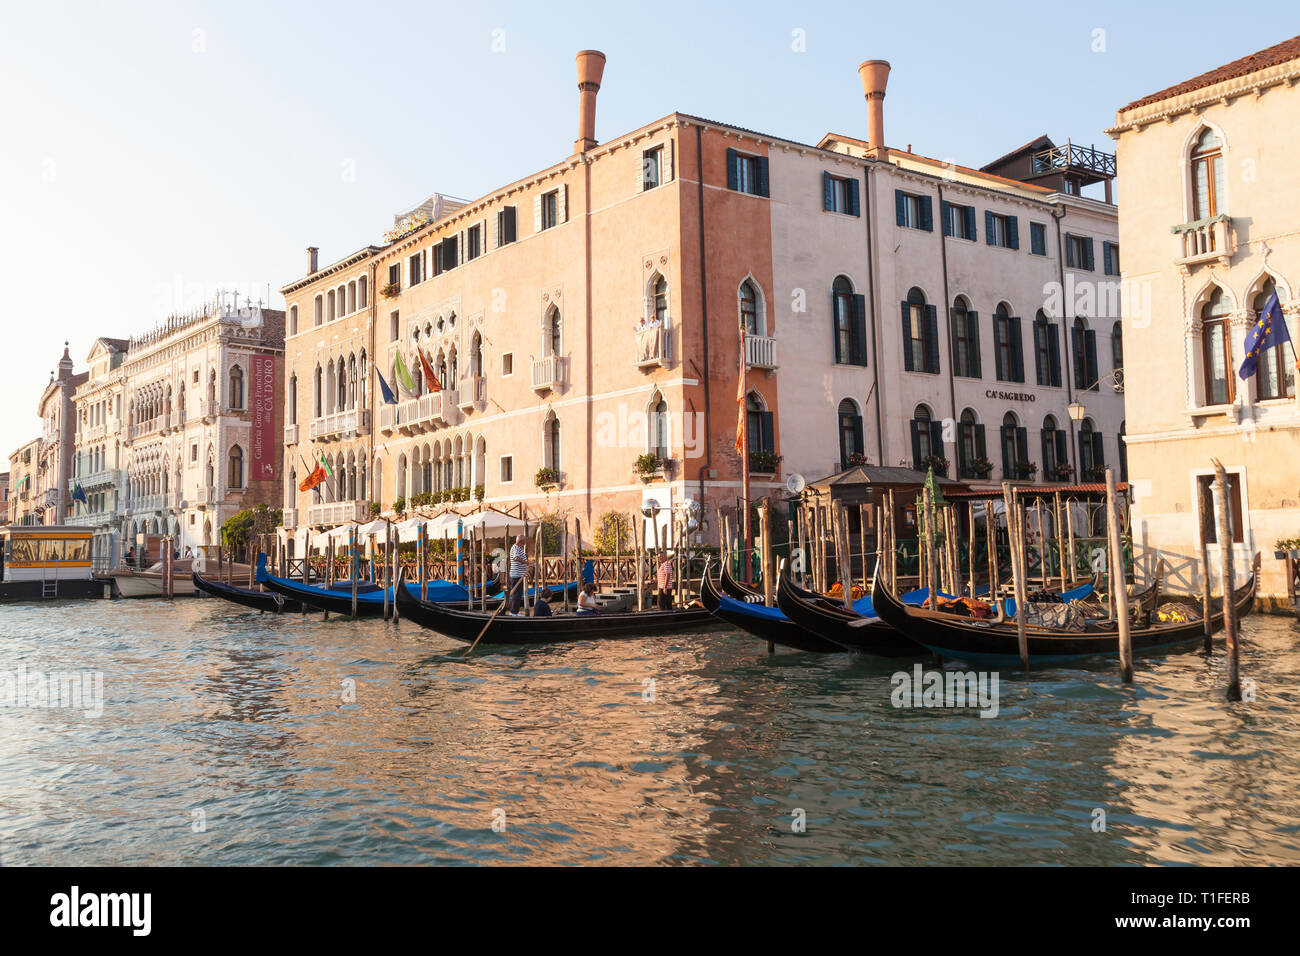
(745, 335), (779, 370)
(83, 511), (119, 529)
(635, 326), (672, 369)
(531, 355), (566, 393)
(42, 489), (61, 508)
(309, 408), (371, 442)
(284, 423), (299, 446)
(1173, 215), (1233, 271)
(42, 421), (60, 444)
(168, 410), (183, 431)
(282, 508), (298, 529)
(72, 469), (121, 492)
(194, 487), (215, 508)
(81, 422), (107, 443)
(380, 391), (457, 434)
(307, 499), (370, 526)
(199, 400), (221, 422)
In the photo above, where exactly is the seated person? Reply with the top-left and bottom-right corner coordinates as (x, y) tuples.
(576, 582), (599, 616)
(532, 587), (554, 617)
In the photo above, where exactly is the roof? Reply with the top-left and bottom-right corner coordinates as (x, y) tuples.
(980, 134), (1054, 172)
(1119, 34), (1300, 112)
(811, 464), (965, 487)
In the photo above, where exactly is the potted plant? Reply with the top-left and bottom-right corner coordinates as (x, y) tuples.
(1083, 465), (1108, 482)
(1014, 460), (1038, 480)
(392, 496), (406, 516)
(845, 452), (871, 468)
(634, 452), (665, 480)
(1052, 462), (1075, 482)
(969, 456), (994, 479)
(368, 502), (381, 518)
(748, 450), (783, 474)
(381, 281), (400, 298)
(921, 454), (949, 478)
(535, 467), (560, 489)
(474, 484), (485, 501)
(1274, 537), (1300, 560)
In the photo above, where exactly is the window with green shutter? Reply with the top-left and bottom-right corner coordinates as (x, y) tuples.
(823, 172), (858, 215)
(896, 191), (931, 231)
(1030, 222), (1047, 256)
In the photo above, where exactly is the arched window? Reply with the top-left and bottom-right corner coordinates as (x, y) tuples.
(1033, 310), (1060, 386)
(227, 446), (244, 488)
(1041, 414), (1065, 478)
(649, 394), (669, 459)
(544, 415), (561, 474)
(743, 392), (769, 470)
(313, 365), (323, 418)
(652, 275), (668, 326)
(1200, 287), (1233, 406)
(544, 307), (561, 358)
(957, 409), (985, 479)
(348, 354), (358, 409)
(837, 399), (863, 469)
(951, 296), (978, 377)
(229, 365), (244, 410)
(205, 449), (215, 490)
(327, 290), (336, 322)
(739, 280), (762, 336)
(1190, 128), (1225, 220)
(336, 356), (347, 409)
(1110, 321), (1124, 376)
(1253, 278), (1295, 400)
(289, 305), (298, 336)
(288, 375), (297, 426)
(1072, 317), (1098, 390)
(208, 370), (216, 403)
(910, 404), (939, 471)
(314, 295), (323, 327)
(903, 287), (937, 373)
(993, 303), (1022, 382)
(1078, 418), (1104, 478)
(471, 331), (484, 378)
(358, 276), (368, 309)
(832, 276), (862, 365)
(1000, 412), (1027, 479)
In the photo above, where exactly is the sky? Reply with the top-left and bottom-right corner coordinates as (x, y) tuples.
(0, 0), (1295, 458)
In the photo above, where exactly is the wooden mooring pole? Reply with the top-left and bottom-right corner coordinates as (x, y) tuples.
(1105, 468), (1132, 682)
(1213, 459), (1241, 700)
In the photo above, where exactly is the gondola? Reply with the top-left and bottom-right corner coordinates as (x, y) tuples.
(393, 570), (716, 645)
(192, 569), (304, 613)
(870, 558), (1259, 667)
(719, 563), (764, 602)
(700, 565), (845, 653)
(775, 571), (930, 657)
(256, 554), (472, 616)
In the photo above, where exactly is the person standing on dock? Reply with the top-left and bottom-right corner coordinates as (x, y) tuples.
(655, 550), (674, 610)
(507, 534), (529, 614)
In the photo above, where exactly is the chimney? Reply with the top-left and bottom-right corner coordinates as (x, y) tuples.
(857, 60), (891, 159)
(307, 246), (319, 275)
(573, 50), (606, 154)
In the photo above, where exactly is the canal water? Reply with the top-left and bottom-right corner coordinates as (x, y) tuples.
(0, 598), (1297, 865)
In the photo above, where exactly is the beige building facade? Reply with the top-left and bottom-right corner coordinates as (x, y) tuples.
(6, 438), (42, 526)
(1109, 36), (1300, 604)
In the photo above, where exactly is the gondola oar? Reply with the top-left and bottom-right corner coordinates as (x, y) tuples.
(464, 596), (509, 656)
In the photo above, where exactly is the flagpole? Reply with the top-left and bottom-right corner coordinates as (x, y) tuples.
(739, 327), (751, 584)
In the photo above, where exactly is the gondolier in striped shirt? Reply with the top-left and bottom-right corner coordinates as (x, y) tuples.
(507, 535), (529, 614)
(655, 550), (674, 611)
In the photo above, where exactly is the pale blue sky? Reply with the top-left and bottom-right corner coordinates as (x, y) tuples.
(1, 0), (1294, 457)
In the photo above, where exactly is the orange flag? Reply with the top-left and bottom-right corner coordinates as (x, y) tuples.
(298, 465), (327, 493)
(418, 347), (442, 393)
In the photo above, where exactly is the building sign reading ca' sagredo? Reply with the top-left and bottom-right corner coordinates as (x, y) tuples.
(985, 389), (1036, 402)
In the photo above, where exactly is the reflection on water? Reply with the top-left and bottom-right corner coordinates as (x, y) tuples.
(0, 597), (1297, 865)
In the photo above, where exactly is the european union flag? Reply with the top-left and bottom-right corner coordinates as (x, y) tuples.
(1239, 290), (1291, 379)
(375, 367), (398, 405)
(71, 482), (87, 504)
